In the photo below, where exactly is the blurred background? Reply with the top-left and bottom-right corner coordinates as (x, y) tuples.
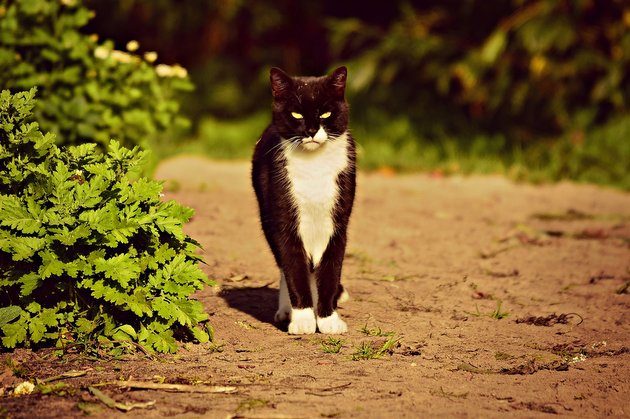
(2, 0), (629, 188)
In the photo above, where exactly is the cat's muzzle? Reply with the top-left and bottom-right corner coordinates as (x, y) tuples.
(300, 137), (326, 151)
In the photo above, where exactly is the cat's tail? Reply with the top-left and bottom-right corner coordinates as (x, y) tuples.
(337, 284), (350, 304)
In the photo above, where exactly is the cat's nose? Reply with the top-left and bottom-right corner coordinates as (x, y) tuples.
(306, 128), (317, 137)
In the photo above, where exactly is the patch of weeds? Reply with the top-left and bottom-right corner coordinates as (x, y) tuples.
(516, 312), (583, 326)
(321, 337), (344, 354)
(235, 320), (258, 330)
(466, 300), (509, 320)
(430, 386), (469, 400)
(208, 342), (225, 353)
(359, 323), (394, 337)
(351, 336), (400, 361)
(490, 301), (510, 319)
(237, 398), (270, 412)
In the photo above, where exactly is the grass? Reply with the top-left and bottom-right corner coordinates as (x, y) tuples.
(351, 336), (400, 361)
(321, 337), (344, 354)
(489, 301), (510, 320)
(359, 323), (395, 337)
(150, 112), (629, 190)
(466, 300), (510, 320)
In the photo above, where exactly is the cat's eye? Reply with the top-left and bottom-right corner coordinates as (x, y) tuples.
(320, 111), (332, 119)
(291, 112), (303, 119)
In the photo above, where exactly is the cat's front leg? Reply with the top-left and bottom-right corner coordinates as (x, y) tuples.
(315, 234), (348, 334)
(279, 245), (317, 334)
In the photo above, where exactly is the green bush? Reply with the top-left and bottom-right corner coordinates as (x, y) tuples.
(0, 89), (213, 353)
(332, 1), (629, 141)
(0, 0), (192, 150)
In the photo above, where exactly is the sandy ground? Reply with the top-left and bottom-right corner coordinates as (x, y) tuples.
(2, 156), (629, 418)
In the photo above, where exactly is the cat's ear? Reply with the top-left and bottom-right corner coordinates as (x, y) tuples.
(270, 67), (293, 99)
(328, 66), (347, 98)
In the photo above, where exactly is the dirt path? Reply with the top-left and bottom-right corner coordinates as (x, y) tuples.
(3, 156), (630, 418)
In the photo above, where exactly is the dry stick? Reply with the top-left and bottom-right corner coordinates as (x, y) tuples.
(41, 369), (90, 383)
(114, 380), (237, 394)
(89, 386), (156, 412)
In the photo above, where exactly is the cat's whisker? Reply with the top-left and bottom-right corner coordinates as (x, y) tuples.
(263, 137), (300, 157)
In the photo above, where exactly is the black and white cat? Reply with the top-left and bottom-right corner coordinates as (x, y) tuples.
(251, 66), (356, 334)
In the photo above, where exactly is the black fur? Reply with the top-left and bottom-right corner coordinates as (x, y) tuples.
(251, 67), (356, 320)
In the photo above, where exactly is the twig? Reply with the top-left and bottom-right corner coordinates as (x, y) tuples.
(89, 386), (156, 412)
(114, 380), (237, 394)
(40, 369), (90, 383)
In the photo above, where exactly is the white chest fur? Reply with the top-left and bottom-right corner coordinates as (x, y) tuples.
(283, 133), (349, 267)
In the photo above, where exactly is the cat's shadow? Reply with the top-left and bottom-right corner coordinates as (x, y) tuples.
(219, 285), (287, 331)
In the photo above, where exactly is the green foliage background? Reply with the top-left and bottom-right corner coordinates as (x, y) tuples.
(0, 0), (192, 150)
(86, 0), (629, 189)
(0, 89), (213, 353)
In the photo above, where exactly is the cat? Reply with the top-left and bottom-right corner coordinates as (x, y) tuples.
(251, 66), (356, 334)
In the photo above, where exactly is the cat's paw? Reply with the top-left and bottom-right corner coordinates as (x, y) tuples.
(317, 311), (347, 334)
(288, 308), (316, 334)
(274, 306), (291, 322)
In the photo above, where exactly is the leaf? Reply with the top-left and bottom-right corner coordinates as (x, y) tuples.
(2, 319), (28, 348)
(10, 236), (46, 261)
(0, 195), (42, 234)
(29, 317), (46, 343)
(0, 306), (22, 326)
(480, 30), (507, 64)
(39, 251), (64, 279)
(93, 254), (141, 287)
(19, 273), (41, 296)
(112, 324), (137, 341)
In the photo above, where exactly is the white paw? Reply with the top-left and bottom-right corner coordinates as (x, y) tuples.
(317, 311), (347, 334)
(338, 289), (350, 304)
(274, 306), (291, 322)
(288, 308), (316, 334)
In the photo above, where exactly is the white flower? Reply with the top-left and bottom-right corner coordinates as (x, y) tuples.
(126, 40), (139, 52)
(172, 65), (188, 78)
(94, 46), (109, 60)
(110, 50), (137, 64)
(144, 51), (158, 63)
(155, 64), (173, 77)
(13, 381), (35, 396)
(155, 63), (188, 78)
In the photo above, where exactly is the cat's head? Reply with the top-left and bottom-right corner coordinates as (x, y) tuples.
(270, 66), (348, 151)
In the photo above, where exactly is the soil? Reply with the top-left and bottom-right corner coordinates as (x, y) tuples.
(2, 155), (629, 418)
